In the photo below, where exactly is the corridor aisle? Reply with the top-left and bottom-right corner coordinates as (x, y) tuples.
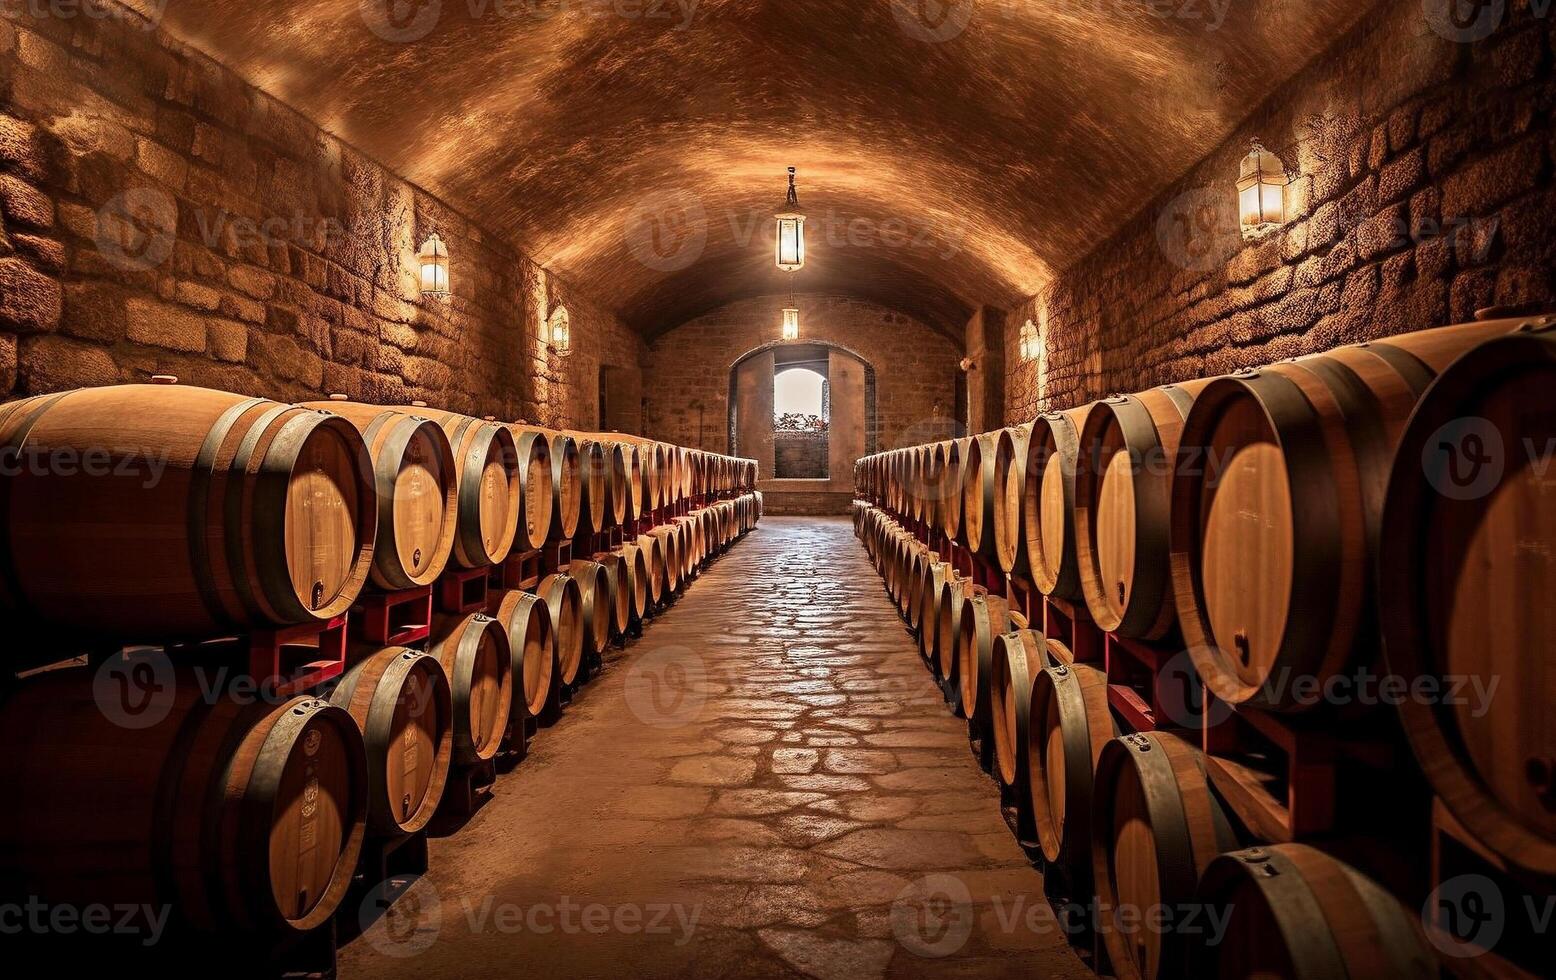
(340, 517), (1091, 979)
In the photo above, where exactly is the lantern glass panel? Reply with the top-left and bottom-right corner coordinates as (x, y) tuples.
(781, 307), (799, 340)
(776, 215), (805, 271)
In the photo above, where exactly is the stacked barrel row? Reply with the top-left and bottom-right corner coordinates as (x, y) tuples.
(855, 312), (1556, 979)
(0, 377), (761, 952)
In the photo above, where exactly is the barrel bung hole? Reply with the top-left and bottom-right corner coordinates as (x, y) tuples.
(1527, 756), (1555, 808)
(286, 424), (364, 613)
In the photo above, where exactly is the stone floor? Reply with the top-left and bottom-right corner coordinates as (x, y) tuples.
(339, 517), (1093, 980)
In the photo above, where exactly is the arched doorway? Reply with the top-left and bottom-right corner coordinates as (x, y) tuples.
(728, 342), (876, 490)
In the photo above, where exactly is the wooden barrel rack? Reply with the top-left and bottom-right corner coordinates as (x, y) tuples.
(0, 379), (761, 972)
(852, 313), (1556, 980)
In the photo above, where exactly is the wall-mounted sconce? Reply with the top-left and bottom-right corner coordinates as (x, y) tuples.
(418, 233), (450, 299)
(1237, 139), (1289, 238)
(781, 306), (800, 341)
(1017, 319), (1040, 361)
(547, 305), (572, 356)
(775, 167), (805, 272)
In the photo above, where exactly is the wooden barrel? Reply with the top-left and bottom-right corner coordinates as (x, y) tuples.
(917, 561), (954, 667)
(636, 533), (666, 605)
(618, 542), (651, 621)
(568, 558), (612, 658)
(427, 611), (513, 766)
(600, 440), (629, 527)
(994, 424), (1034, 573)
(652, 525), (681, 594)
(1028, 662), (1114, 886)
(933, 441), (958, 541)
(918, 442), (945, 531)
(1092, 732), (1237, 980)
(640, 442), (662, 512)
(1378, 321), (1556, 880)
(901, 540), (926, 620)
(539, 429), (583, 541)
(961, 430), (1003, 557)
(1171, 319), (1516, 711)
(674, 446), (692, 502)
(699, 507), (717, 561)
(589, 550), (631, 638)
(564, 433), (608, 536)
(883, 532), (905, 604)
(957, 590), (1013, 747)
(0, 664), (366, 934)
(509, 426), (553, 552)
(536, 572), (584, 688)
(414, 408), (521, 568)
(904, 446), (924, 522)
(330, 645), (453, 836)
(991, 629), (1073, 841)
(1023, 406), (1090, 599)
(489, 588), (555, 727)
(302, 398), (458, 590)
(1075, 382), (1209, 639)
(623, 442), (645, 522)
(1193, 844), (1435, 979)
(0, 383), (376, 640)
(673, 515), (698, 580)
(935, 577), (969, 694)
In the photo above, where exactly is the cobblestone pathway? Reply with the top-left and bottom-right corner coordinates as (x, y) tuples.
(340, 517), (1092, 980)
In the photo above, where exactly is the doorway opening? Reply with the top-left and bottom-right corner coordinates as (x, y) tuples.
(773, 362), (828, 479)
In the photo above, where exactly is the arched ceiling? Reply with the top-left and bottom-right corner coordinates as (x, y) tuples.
(142, 0), (1371, 339)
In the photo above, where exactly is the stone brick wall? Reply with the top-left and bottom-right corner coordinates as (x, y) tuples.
(645, 293), (963, 453)
(759, 488), (853, 516)
(773, 429), (828, 479)
(0, 9), (642, 427)
(1005, 0), (1556, 421)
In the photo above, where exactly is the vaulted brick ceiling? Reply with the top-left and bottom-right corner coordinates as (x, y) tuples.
(144, 0), (1370, 338)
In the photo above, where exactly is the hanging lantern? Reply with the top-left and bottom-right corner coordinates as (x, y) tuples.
(781, 307), (799, 341)
(418, 233), (450, 298)
(775, 167), (805, 272)
(1237, 139), (1289, 236)
(1018, 319), (1040, 361)
(548, 305), (571, 356)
